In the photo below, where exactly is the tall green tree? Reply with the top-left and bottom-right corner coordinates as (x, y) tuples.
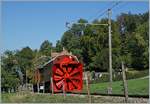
(39, 40), (52, 56)
(16, 47), (35, 83)
(1, 50), (20, 92)
(55, 40), (63, 52)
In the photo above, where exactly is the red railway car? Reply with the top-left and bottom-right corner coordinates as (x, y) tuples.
(33, 53), (83, 93)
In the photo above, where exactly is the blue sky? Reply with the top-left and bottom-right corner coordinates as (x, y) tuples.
(2, 1), (149, 53)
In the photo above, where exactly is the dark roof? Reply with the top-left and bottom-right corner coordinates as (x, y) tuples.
(35, 54), (79, 71)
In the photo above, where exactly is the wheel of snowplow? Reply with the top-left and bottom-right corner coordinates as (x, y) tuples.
(52, 55), (82, 92)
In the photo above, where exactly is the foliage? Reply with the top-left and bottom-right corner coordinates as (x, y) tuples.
(126, 70), (149, 79)
(39, 40), (52, 56)
(55, 40), (63, 52)
(1, 50), (20, 91)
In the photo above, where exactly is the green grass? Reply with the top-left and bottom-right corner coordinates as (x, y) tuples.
(2, 93), (89, 103)
(82, 78), (149, 95)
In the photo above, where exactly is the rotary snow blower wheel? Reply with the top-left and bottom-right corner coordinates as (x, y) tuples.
(52, 55), (83, 92)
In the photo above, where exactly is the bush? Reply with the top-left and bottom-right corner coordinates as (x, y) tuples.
(126, 70), (148, 79)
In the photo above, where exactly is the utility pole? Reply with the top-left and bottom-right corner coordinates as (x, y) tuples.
(108, 9), (112, 94)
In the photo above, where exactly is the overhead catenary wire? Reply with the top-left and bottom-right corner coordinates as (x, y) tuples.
(88, 2), (115, 22)
(90, 1), (122, 22)
(68, 1), (121, 25)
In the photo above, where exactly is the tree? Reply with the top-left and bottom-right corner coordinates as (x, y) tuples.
(55, 40), (63, 52)
(1, 50), (20, 92)
(39, 40), (52, 56)
(128, 33), (147, 69)
(117, 12), (148, 70)
(16, 47), (35, 83)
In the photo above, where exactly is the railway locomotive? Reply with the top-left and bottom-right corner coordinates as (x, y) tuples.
(33, 50), (83, 93)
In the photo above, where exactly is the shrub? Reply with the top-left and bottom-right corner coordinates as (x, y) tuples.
(126, 70), (148, 79)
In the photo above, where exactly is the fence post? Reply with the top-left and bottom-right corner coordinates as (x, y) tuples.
(63, 81), (66, 99)
(43, 81), (45, 93)
(86, 71), (91, 103)
(51, 77), (54, 95)
(122, 61), (128, 103)
(37, 83), (39, 94)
